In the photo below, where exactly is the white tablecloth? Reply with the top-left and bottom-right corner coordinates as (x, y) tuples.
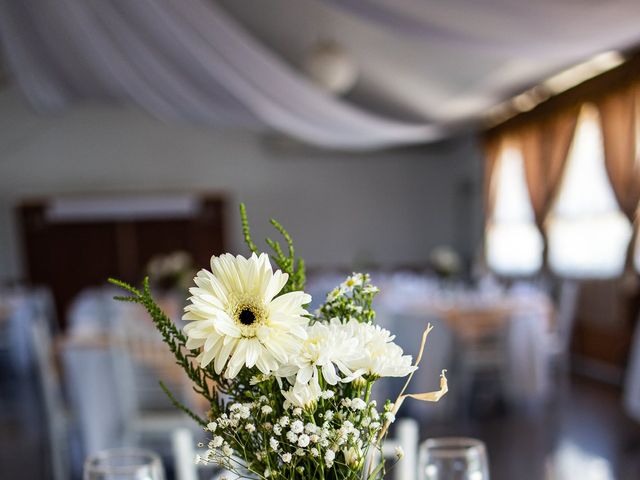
(374, 275), (554, 410)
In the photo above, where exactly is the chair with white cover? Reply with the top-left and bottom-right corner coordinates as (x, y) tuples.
(29, 306), (71, 480)
(63, 288), (197, 461)
(381, 418), (420, 480)
(172, 427), (232, 480)
(548, 280), (580, 372)
(172, 428), (199, 480)
(624, 319), (640, 423)
(107, 298), (197, 450)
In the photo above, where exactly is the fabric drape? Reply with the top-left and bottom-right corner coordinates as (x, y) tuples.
(480, 134), (506, 272)
(520, 108), (580, 234)
(598, 84), (640, 221)
(522, 110), (578, 268)
(0, 0), (444, 150)
(482, 135), (503, 225)
(321, 0), (640, 59)
(3, 0), (640, 149)
(598, 84), (640, 268)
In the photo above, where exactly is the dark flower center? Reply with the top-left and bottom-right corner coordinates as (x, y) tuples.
(239, 308), (256, 326)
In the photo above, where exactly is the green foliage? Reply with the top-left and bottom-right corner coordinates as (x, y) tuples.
(239, 203), (306, 294)
(318, 273), (379, 324)
(108, 277), (219, 425)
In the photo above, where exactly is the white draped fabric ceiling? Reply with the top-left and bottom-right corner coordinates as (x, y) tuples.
(2, 0), (640, 150)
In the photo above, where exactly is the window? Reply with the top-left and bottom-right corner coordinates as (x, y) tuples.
(486, 140), (544, 275)
(546, 104), (632, 278)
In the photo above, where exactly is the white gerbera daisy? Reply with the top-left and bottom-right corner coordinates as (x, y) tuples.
(183, 253), (311, 378)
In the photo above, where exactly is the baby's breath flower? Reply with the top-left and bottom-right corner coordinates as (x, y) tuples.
(293, 407), (302, 416)
(261, 405), (273, 415)
(273, 424), (282, 435)
(269, 437), (279, 451)
(310, 447), (319, 457)
(325, 449), (335, 467)
(395, 446), (405, 460)
(286, 431), (298, 443)
(297, 434), (310, 447)
(211, 436), (224, 448)
(279, 416), (290, 427)
(245, 424), (256, 433)
(281, 452), (292, 464)
(291, 420), (304, 434)
(207, 421), (217, 432)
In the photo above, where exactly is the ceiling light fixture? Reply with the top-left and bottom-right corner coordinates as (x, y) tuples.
(303, 40), (358, 95)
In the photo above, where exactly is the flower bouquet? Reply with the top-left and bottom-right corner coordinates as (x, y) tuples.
(110, 205), (447, 480)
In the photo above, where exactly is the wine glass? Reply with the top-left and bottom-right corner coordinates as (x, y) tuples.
(83, 448), (165, 480)
(418, 437), (490, 480)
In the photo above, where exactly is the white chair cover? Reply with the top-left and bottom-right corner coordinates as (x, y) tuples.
(624, 321), (640, 422)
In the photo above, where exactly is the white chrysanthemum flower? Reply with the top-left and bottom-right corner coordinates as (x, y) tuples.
(343, 319), (417, 378)
(183, 253), (311, 378)
(280, 321), (361, 388)
(281, 378), (322, 409)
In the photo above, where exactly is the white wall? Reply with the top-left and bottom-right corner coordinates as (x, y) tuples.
(0, 87), (483, 281)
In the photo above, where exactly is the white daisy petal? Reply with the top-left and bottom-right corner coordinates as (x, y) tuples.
(182, 252), (311, 377)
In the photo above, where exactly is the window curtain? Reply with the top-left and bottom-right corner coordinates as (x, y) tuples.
(519, 108), (580, 266)
(481, 135), (503, 271)
(597, 83), (640, 269)
(483, 135), (503, 224)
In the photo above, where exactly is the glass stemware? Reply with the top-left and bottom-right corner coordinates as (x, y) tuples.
(83, 448), (165, 480)
(418, 437), (490, 480)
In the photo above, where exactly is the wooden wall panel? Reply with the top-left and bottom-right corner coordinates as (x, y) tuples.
(18, 195), (226, 328)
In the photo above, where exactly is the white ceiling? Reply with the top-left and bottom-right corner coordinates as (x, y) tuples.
(3, 0), (640, 148)
(218, 0), (640, 124)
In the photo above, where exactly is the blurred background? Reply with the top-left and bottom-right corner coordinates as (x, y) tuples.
(2, 0), (640, 479)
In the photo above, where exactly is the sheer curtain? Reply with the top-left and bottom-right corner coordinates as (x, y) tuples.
(597, 84), (640, 271)
(546, 104), (632, 278)
(485, 136), (544, 275)
(520, 109), (579, 266)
